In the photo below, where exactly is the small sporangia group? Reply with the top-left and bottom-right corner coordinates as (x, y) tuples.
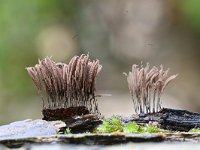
(26, 54), (177, 120)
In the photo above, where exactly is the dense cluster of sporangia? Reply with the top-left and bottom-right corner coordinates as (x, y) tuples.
(26, 54), (102, 114)
(124, 63), (177, 114)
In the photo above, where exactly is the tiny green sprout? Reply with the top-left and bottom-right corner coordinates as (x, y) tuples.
(124, 122), (143, 133)
(96, 118), (124, 133)
(189, 128), (200, 133)
(65, 128), (71, 134)
(143, 125), (164, 133)
(112, 117), (123, 127)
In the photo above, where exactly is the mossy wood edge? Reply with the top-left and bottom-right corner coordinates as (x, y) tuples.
(2, 133), (200, 148)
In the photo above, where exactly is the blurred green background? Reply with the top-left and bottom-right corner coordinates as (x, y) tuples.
(1, 0), (200, 124)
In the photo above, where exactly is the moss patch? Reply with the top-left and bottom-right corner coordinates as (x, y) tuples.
(95, 118), (165, 134)
(189, 128), (200, 132)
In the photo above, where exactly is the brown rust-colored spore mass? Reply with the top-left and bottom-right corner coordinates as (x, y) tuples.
(26, 54), (102, 120)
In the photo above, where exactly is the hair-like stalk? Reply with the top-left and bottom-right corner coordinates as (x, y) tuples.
(124, 63), (177, 114)
(26, 54), (102, 118)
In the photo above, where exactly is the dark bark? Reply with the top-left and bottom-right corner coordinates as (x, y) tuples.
(61, 114), (102, 133)
(159, 108), (200, 131)
(42, 106), (90, 121)
(129, 108), (200, 132)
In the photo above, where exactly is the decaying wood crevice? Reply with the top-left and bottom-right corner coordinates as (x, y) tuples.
(60, 114), (102, 133)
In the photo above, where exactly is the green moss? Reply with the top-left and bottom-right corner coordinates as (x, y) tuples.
(95, 117), (165, 134)
(124, 122), (143, 133)
(95, 118), (124, 133)
(189, 128), (200, 132)
(65, 128), (71, 134)
(143, 125), (164, 133)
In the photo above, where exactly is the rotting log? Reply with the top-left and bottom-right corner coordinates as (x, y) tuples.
(0, 134), (165, 148)
(128, 108), (200, 132)
(160, 108), (200, 131)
